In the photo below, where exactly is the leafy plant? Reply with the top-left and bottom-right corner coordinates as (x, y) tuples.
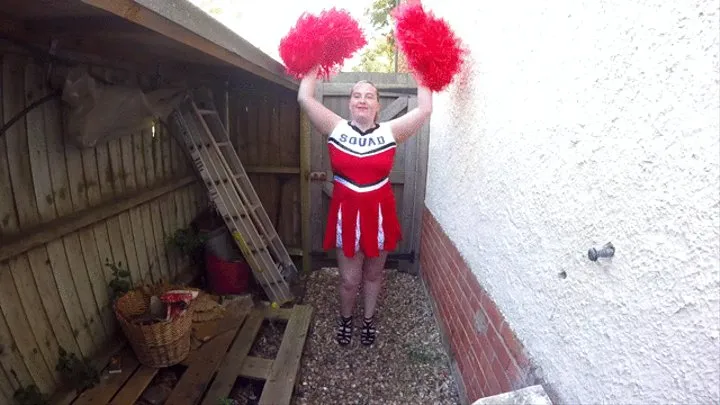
(167, 227), (207, 266)
(56, 347), (100, 394)
(13, 384), (47, 405)
(107, 260), (132, 301)
(167, 227), (207, 256)
(217, 398), (235, 405)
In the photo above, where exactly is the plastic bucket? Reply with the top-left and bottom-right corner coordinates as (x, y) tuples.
(205, 253), (250, 295)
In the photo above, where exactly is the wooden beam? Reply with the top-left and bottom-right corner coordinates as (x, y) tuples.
(300, 112), (312, 274)
(23, 16), (142, 35)
(80, 0), (298, 91)
(380, 96), (409, 121)
(239, 356), (273, 381)
(323, 83), (417, 97)
(322, 182), (333, 198)
(258, 305), (313, 405)
(0, 176), (196, 262)
(286, 247), (303, 257)
(245, 165), (300, 175)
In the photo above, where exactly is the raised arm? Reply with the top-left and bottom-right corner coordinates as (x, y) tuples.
(387, 83), (433, 144)
(297, 66), (343, 135)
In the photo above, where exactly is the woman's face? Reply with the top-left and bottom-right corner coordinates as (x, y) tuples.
(349, 82), (380, 123)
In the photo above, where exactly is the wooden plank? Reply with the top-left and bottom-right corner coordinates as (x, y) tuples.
(407, 110), (431, 274)
(143, 126), (168, 283)
(245, 165), (301, 175)
(24, 61), (85, 367)
(0, 56), (19, 239)
(152, 124), (172, 281)
(239, 357), (273, 381)
(72, 348), (139, 405)
(0, 368), (12, 404)
(379, 96), (409, 121)
(108, 365), (158, 405)
(0, 263), (34, 391)
(173, 188), (188, 271)
(91, 221), (118, 335)
(399, 96), (418, 257)
(25, 61), (57, 222)
(164, 315), (247, 405)
(189, 311), (249, 348)
(114, 134), (142, 286)
(96, 136), (126, 292)
(0, 258), (56, 393)
(26, 246), (82, 356)
(0, 176), (195, 262)
(3, 54), (39, 231)
(200, 310), (265, 405)
(322, 82), (417, 97)
(258, 305), (313, 405)
(137, 130), (159, 283)
(160, 125), (179, 280)
(300, 111), (311, 274)
(63, 135), (109, 347)
(309, 83), (325, 252)
(322, 182), (333, 198)
(40, 72), (96, 358)
(80, 0), (297, 90)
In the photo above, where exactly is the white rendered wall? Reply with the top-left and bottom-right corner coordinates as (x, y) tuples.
(420, 0), (720, 403)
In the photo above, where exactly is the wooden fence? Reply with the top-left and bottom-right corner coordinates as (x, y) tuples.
(0, 53), (206, 399)
(226, 81), (307, 266)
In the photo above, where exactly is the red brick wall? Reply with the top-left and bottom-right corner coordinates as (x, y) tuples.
(420, 207), (536, 402)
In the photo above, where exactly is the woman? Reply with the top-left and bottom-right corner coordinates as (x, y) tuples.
(297, 65), (433, 346)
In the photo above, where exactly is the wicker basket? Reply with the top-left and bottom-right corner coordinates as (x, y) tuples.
(114, 285), (198, 367)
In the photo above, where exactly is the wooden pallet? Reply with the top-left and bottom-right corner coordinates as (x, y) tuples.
(59, 303), (313, 405)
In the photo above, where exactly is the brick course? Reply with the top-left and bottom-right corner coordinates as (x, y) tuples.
(420, 207), (536, 402)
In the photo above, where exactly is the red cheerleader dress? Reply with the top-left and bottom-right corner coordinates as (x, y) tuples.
(323, 120), (402, 258)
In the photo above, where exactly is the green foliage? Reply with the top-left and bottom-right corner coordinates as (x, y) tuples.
(56, 347), (100, 394)
(217, 398), (235, 405)
(13, 384), (47, 405)
(107, 260), (132, 301)
(367, 0), (397, 31)
(355, 0), (398, 72)
(167, 227), (207, 257)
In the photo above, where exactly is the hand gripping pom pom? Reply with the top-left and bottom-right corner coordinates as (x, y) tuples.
(279, 8), (367, 79)
(392, 3), (465, 91)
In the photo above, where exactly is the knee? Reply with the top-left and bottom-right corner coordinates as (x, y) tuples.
(340, 273), (361, 291)
(363, 267), (383, 284)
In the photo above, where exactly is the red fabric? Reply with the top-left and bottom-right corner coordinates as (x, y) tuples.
(279, 8), (367, 79)
(392, 3), (465, 91)
(323, 183), (402, 258)
(323, 122), (401, 258)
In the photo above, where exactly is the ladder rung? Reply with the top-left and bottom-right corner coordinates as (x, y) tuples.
(174, 97), (297, 305)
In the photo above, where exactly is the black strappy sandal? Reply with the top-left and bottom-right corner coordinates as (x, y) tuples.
(360, 316), (376, 346)
(336, 316), (353, 346)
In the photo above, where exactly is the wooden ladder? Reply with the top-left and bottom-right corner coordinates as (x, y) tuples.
(169, 92), (296, 305)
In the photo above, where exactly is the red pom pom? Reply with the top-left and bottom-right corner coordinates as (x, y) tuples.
(279, 8), (367, 79)
(392, 4), (465, 91)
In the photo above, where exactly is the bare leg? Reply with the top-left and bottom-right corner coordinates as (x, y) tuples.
(362, 250), (388, 318)
(336, 249), (364, 318)
(359, 250), (387, 346)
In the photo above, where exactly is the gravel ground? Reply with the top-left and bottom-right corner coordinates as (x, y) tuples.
(292, 267), (461, 405)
